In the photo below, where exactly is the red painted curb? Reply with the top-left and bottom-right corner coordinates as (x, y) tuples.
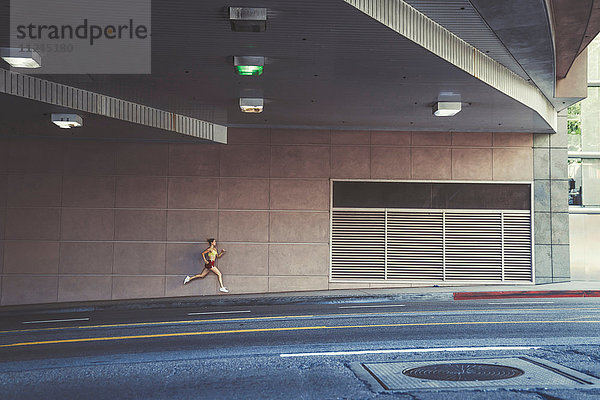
(453, 290), (600, 300)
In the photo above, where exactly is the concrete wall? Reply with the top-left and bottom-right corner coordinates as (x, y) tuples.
(0, 129), (534, 305)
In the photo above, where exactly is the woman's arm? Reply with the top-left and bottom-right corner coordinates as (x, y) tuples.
(217, 249), (226, 258)
(201, 248), (210, 263)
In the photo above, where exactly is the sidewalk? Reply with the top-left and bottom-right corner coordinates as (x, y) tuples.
(1, 281), (600, 316)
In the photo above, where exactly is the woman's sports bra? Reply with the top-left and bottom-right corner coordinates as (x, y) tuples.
(207, 248), (218, 261)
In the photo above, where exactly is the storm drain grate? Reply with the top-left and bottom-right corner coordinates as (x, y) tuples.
(403, 363), (524, 381)
(361, 357), (600, 391)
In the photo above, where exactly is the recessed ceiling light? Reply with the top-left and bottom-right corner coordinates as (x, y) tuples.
(234, 56), (264, 76)
(240, 98), (264, 113)
(433, 101), (461, 117)
(51, 113), (83, 128)
(0, 48), (41, 68)
(229, 7), (267, 32)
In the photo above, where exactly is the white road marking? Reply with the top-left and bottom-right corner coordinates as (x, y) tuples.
(487, 302), (555, 305)
(22, 318), (90, 325)
(280, 346), (539, 358)
(338, 304), (406, 309)
(187, 310), (251, 316)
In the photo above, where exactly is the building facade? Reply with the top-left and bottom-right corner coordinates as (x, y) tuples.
(0, 0), (597, 305)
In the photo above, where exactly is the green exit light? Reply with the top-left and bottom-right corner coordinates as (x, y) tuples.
(236, 65), (264, 76)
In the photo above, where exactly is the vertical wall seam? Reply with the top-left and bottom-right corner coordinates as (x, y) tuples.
(55, 142), (65, 302)
(164, 145), (170, 297)
(267, 129), (272, 289)
(111, 149), (117, 300)
(328, 129), (333, 290)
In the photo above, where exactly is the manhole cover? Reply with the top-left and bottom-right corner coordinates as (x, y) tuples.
(403, 363), (524, 381)
(357, 357), (600, 391)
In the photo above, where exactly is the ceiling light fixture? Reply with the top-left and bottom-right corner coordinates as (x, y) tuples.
(234, 56), (265, 76)
(240, 98), (264, 113)
(51, 113), (83, 128)
(0, 48), (41, 68)
(229, 7), (267, 32)
(433, 101), (461, 117)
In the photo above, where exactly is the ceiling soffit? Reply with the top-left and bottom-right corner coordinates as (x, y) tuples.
(345, 0), (556, 132)
(551, 0), (600, 78)
(467, 0), (556, 102)
(403, 0), (530, 80)
(0, 0), (559, 138)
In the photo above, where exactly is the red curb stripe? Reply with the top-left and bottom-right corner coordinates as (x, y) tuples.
(453, 290), (600, 300)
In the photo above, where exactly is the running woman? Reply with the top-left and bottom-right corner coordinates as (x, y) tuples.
(183, 238), (229, 293)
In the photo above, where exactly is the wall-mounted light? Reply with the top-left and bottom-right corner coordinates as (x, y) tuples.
(0, 48), (41, 68)
(240, 98), (264, 113)
(51, 113), (83, 128)
(229, 7), (267, 32)
(432, 101), (461, 117)
(234, 56), (264, 76)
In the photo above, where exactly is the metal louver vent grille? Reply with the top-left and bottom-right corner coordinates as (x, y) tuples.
(387, 212), (443, 280)
(331, 211), (385, 279)
(331, 209), (532, 283)
(503, 213), (533, 281)
(445, 212), (502, 281)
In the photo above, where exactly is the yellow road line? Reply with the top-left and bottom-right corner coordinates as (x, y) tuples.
(1, 307), (600, 335)
(0, 314), (317, 335)
(1, 320), (599, 348)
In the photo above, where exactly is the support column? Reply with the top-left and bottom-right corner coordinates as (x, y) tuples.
(533, 110), (570, 283)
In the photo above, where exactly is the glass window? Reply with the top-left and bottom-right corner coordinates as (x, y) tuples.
(567, 35), (600, 207)
(581, 87), (600, 152)
(568, 158), (582, 206)
(568, 103), (582, 152)
(583, 159), (600, 207)
(588, 36), (600, 84)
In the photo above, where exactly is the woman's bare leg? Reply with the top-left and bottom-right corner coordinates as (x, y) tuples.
(211, 267), (225, 288)
(189, 268), (210, 282)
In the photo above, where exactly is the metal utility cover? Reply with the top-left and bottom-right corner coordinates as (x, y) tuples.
(362, 357), (600, 391)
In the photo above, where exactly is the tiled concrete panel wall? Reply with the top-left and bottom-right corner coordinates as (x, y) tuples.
(371, 147), (411, 179)
(412, 148), (451, 180)
(4, 241), (59, 274)
(62, 176), (116, 207)
(59, 242), (113, 274)
(271, 146), (330, 178)
(168, 177), (218, 209)
(0, 129), (536, 305)
(533, 111), (570, 283)
(7, 174), (62, 207)
(2, 275), (58, 305)
(58, 276), (112, 302)
(5, 208), (60, 240)
(452, 148), (493, 180)
(270, 179), (329, 210)
(169, 144), (220, 176)
(218, 211), (269, 242)
(221, 145), (269, 177)
(115, 177), (167, 208)
(331, 146), (371, 179)
(219, 178), (269, 210)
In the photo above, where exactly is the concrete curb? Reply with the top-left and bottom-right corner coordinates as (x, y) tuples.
(454, 290), (600, 300)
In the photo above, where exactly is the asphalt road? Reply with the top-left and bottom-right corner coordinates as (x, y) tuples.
(1, 298), (600, 399)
